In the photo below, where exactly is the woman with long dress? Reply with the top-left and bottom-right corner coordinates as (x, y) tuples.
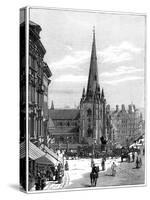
(111, 162), (117, 176)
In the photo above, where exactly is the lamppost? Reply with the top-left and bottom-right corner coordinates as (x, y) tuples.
(66, 136), (69, 152)
(92, 138), (96, 158)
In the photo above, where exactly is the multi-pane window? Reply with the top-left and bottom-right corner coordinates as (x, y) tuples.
(29, 55), (38, 70)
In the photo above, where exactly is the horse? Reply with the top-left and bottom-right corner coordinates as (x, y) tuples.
(90, 171), (98, 187)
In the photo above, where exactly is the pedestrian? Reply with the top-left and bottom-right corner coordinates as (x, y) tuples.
(101, 157), (105, 171)
(132, 152), (135, 162)
(65, 161), (69, 170)
(134, 151), (138, 161)
(127, 153), (130, 163)
(41, 175), (46, 190)
(111, 162), (117, 176)
(35, 172), (41, 190)
(143, 147), (145, 156)
(136, 152), (142, 168)
(55, 168), (58, 181)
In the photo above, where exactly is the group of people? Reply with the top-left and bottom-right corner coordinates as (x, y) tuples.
(90, 158), (117, 187)
(91, 156), (117, 177)
(127, 149), (142, 169)
(35, 171), (47, 190)
(34, 163), (64, 190)
(91, 148), (143, 180)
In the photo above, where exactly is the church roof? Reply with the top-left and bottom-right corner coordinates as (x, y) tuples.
(49, 109), (80, 120)
(51, 127), (79, 135)
(48, 117), (55, 129)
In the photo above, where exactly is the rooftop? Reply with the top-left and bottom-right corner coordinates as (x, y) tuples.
(49, 109), (80, 120)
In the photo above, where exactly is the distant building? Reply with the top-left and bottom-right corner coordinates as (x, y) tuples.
(49, 28), (108, 151)
(49, 108), (80, 150)
(111, 104), (144, 146)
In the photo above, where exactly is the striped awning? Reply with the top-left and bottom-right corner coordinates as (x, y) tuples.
(35, 154), (57, 166)
(20, 141), (58, 166)
(20, 141), (45, 160)
(45, 153), (58, 166)
(20, 141), (26, 159)
(44, 146), (63, 164)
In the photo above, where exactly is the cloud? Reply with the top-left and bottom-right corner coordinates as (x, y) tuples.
(118, 41), (142, 53)
(98, 41), (142, 64)
(50, 42), (142, 76)
(50, 50), (90, 70)
(66, 45), (73, 51)
(54, 74), (87, 83)
(100, 66), (144, 78)
(50, 89), (79, 94)
(102, 76), (144, 85)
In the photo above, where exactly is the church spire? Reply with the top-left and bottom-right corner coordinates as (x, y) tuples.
(101, 88), (104, 98)
(51, 100), (54, 110)
(86, 27), (99, 99)
(82, 87), (85, 98)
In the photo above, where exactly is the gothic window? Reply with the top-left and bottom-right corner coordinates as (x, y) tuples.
(94, 75), (97, 81)
(87, 108), (92, 117)
(87, 127), (93, 137)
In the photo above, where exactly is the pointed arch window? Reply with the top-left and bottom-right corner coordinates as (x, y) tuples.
(87, 108), (92, 117)
(87, 127), (93, 137)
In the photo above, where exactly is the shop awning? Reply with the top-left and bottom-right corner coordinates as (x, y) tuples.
(20, 141), (45, 160)
(20, 141), (58, 166)
(43, 146), (63, 164)
(20, 141), (26, 159)
(45, 153), (58, 166)
(35, 154), (57, 166)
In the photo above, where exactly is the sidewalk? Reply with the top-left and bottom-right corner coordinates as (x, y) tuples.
(30, 171), (70, 191)
(44, 171), (70, 190)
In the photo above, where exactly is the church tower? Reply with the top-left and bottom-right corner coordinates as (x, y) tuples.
(80, 27), (106, 145)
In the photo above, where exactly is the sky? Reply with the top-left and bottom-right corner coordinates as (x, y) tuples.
(29, 8), (146, 110)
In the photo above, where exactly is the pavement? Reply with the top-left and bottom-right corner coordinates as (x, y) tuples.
(43, 171), (70, 190)
(43, 157), (121, 190)
(64, 157), (121, 188)
(31, 155), (145, 191)
(65, 155), (145, 189)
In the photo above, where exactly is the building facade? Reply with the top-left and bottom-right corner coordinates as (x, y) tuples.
(111, 104), (144, 147)
(28, 21), (52, 146)
(49, 108), (80, 150)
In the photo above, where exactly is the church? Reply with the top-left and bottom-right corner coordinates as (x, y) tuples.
(48, 28), (108, 151)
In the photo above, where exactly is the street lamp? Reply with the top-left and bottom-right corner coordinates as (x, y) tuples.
(66, 136), (69, 152)
(92, 138), (96, 158)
